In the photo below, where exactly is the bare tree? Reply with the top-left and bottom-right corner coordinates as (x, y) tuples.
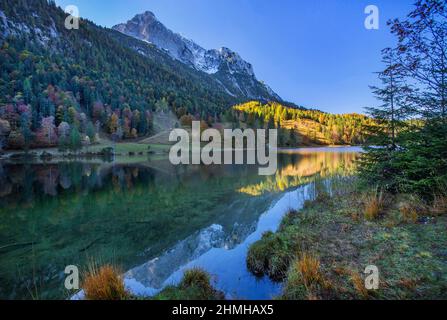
(389, 0), (447, 119)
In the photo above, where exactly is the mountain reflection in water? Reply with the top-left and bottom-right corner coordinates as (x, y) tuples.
(0, 147), (360, 299)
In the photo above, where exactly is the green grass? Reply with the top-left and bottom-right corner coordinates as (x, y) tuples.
(246, 230), (293, 281)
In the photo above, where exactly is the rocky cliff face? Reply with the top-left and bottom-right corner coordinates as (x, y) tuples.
(113, 11), (281, 101)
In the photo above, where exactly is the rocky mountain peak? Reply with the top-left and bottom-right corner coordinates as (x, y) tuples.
(218, 47), (254, 77)
(140, 10), (156, 18)
(112, 11), (281, 101)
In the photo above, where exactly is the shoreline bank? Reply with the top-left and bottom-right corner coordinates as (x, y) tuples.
(246, 178), (447, 299)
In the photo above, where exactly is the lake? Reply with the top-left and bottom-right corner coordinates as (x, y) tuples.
(0, 147), (361, 300)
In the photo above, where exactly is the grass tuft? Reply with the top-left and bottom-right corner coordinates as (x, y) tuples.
(246, 231), (291, 281)
(396, 194), (428, 223)
(154, 268), (224, 300)
(82, 264), (128, 300)
(180, 268), (212, 290)
(282, 252), (331, 300)
(430, 193), (447, 216)
(363, 189), (385, 221)
(399, 203), (419, 223)
(296, 252), (322, 289)
(350, 271), (368, 298)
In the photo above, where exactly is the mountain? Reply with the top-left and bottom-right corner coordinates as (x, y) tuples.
(0, 0), (250, 149)
(113, 11), (281, 101)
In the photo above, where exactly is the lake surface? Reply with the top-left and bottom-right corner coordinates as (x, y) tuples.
(0, 147), (361, 300)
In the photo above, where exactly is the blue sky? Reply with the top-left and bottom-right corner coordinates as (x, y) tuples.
(55, 0), (414, 114)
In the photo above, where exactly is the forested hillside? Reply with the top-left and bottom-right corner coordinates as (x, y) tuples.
(230, 101), (374, 146)
(0, 0), (373, 152)
(0, 0), (241, 150)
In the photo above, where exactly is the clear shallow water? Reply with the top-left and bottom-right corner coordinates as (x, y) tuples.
(0, 147), (360, 300)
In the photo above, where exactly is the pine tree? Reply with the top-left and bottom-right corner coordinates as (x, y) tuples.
(20, 112), (32, 151)
(360, 0), (447, 196)
(366, 48), (413, 150)
(69, 127), (82, 153)
(22, 78), (32, 104)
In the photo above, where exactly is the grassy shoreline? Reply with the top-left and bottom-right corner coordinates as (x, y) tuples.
(68, 176), (446, 300)
(0, 142), (360, 164)
(246, 178), (447, 300)
(0, 142), (172, 162)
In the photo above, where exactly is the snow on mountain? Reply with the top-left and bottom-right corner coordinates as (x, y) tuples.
(113, 11), (281, 101)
